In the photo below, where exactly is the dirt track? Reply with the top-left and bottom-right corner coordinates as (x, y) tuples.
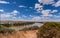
(0, 30), (38, 38)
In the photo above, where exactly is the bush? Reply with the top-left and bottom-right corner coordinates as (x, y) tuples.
(20, 26), (39, 31)
(0, 25), (15, 34)
(38, 22), (60, 38)
(0, 28), (15, 34)
(0, 25), (6, 31)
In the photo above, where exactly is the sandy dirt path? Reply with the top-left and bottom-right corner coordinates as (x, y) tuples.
(0, 30), (38, 38)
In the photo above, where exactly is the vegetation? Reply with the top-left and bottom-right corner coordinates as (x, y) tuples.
(38, 22), (60, 38)
(14, 22), (34, 26)
(0, 25), (15, 34)
(0, 22), (35, 34)
(1, 22), (60, 38)
(0, 22), (34, 27)
(20, 26), (39, 31)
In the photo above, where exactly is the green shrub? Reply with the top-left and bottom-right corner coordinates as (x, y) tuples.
(38, 22), (60, 38)
(0, 25), (6, 31)
(0, 25), (15, 34)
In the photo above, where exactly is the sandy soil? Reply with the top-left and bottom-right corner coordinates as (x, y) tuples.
(0, 30), (38, 38)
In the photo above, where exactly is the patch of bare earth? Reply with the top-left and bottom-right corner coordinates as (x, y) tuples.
(0, 30), (38, 38)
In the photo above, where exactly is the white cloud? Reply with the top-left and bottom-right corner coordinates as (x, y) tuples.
(0, 14), (11, 18)
(38, 0), (55, 5)
(0, 13), (17, 20)
(19, 5), (26, 8)
(35, 3), (43, 13)
(35, 4), (58, 17)
(12, 10), (19, 14)
(38, 0), (60, 7)
(53, 15), (60, 18)
(0, 0), (10, 4)
(22, 15), (27, 18)
(32, 16), (52, 22)
(34, 3), (58, 17)
(41, 10), (52, 16)
(29, 15), (34, 17)
(29, 7), (33, 9)
(51, 10), (58, 13)
(53, 0), (60, 7)
(41, 9), (58, 17)
(0, 10), (19, 20)
(35, 3), (43, 10)
(11, 10), (19, 15)
(0, 9), (4, 12)
(32, 16), (41, 21)
(31, 16), (60, 22)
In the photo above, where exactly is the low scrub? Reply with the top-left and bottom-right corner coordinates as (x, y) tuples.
(38, 22), (60, 38)
(0, 25), (15, 34)
(0, 22), (35, 27)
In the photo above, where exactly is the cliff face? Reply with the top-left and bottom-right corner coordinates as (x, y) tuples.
(0, 30), (38, 38)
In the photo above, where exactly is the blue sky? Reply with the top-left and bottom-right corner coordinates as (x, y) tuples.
(0, 0), (60, 22)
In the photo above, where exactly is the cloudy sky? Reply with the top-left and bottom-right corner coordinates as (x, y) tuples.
(0, 0), (60, 22)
